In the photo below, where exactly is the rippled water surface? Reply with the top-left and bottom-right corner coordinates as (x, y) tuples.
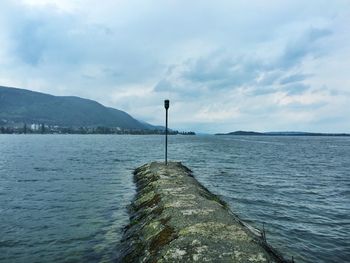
(0, 135), (349, 262)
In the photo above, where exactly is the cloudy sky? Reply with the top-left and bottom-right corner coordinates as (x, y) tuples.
(0, 0), (349, 133)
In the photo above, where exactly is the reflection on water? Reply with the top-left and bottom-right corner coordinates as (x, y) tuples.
(0, 135), (349, 262)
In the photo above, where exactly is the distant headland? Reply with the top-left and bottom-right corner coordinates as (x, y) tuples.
(0, 85), (195, 135)
(216, 131), (350, 136)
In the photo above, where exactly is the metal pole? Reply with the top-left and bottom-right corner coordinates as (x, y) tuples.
(164, 100), (169, 165)
(165, 108), (168, 165)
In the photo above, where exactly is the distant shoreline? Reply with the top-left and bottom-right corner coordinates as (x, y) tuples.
(0, 132), (195, 136)
(215, 131), (350, 137)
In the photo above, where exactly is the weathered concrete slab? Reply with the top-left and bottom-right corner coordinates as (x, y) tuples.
(118, 162), (291, 263)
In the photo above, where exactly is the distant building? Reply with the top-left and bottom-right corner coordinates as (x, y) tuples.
(30, 124), (40, 131)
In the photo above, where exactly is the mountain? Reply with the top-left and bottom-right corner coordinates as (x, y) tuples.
(0, 85), (157, 130)
(216, 130), (350, 136)
(138, 120), (165, 131)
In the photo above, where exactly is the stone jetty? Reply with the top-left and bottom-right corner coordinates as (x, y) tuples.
(118, 162), (291, 263)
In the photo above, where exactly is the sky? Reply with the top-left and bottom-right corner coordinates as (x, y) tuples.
(0, 0), (349, 133)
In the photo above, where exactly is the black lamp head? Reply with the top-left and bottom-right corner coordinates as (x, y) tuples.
(164, 99), (170, 109)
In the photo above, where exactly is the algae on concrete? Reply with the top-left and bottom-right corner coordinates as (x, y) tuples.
(118, 162), (292, 263)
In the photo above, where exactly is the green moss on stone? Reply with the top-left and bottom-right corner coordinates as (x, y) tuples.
(149, 225), (178, 255)
(143, 220), (163, 241)
(134, 191), (156, 208)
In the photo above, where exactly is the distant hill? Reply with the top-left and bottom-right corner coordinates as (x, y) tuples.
(0, 85), (158, 130)
(138, 120), (165, 131)
(216, 131), (350, 136)
(220, 131), (263, 136)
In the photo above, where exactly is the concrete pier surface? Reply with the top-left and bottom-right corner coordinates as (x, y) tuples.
(118, 162), (291, 263)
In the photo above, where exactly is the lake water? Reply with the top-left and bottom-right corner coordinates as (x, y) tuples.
(0, 135), (349, 262)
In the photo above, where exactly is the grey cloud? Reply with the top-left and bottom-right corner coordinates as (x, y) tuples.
(183, 55), (234, 83)
(256, 70), (282, 86)
(15, 20), (46, 65)
(278, 28), (332, 69)
(279, 73), (310, 85)
(153, 79), (176, 93)
(281, 98), (327, 111)
(282, 83), (311, 95)
(249, 86), (278, 96)
(152, 54), (265, 98)
(165, 52), (265, 92)
(7, 5), (81, 66)
(2, 1), (162, 87)
(250, 82), (311, 97)
(154, 27), (331, 100)
(153, 73), (208, 98)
